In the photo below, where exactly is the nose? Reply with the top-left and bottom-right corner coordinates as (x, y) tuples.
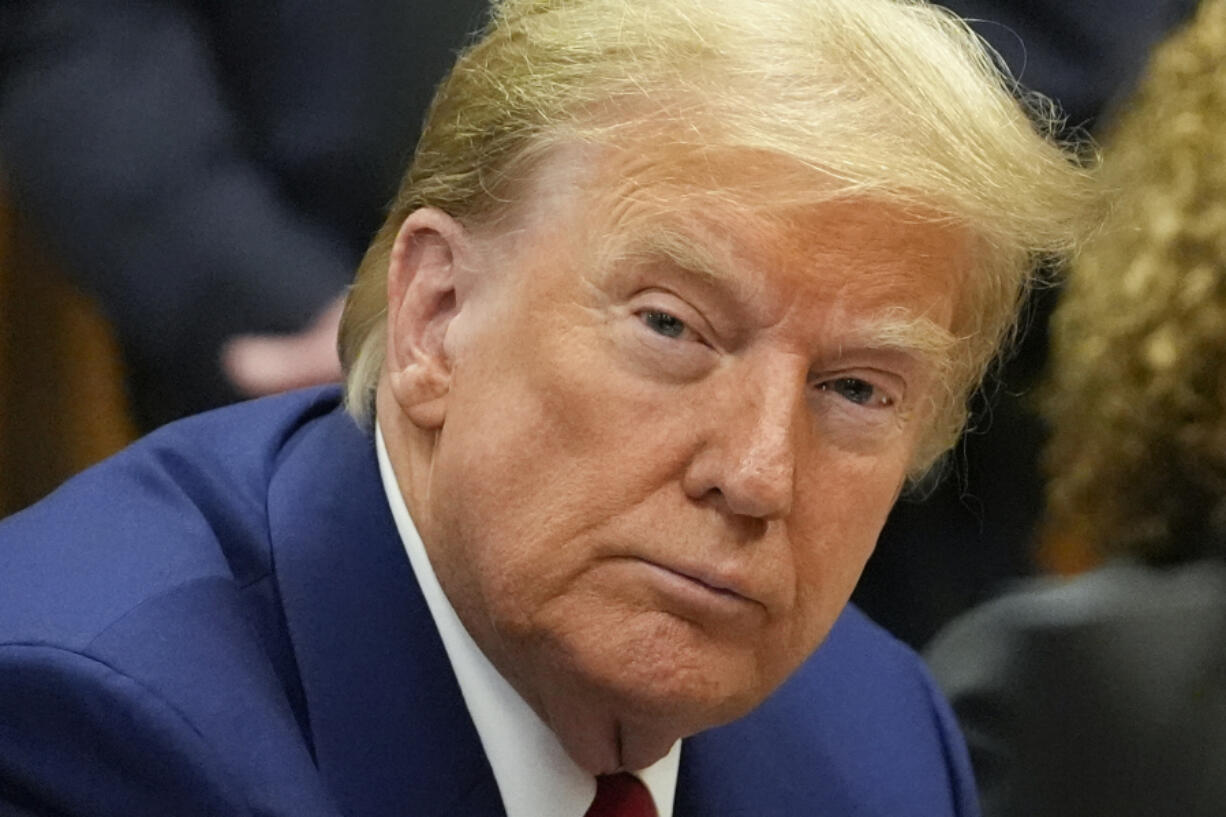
(682, 365), (800, 520)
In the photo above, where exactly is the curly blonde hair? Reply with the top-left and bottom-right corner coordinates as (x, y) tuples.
(340, 0), (1099, 475)
(1043, 0), (1226, 563)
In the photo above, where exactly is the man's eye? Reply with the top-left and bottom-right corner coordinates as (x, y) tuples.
(819, 377), (891, 407)
(640, 310), (687, 339)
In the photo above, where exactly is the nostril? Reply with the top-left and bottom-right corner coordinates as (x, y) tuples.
(689, 486), (772, 538)
(726, 455), (795, 518)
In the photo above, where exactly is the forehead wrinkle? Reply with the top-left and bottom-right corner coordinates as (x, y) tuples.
(595, 221), (741, 287)
(581, 144), (780, 281)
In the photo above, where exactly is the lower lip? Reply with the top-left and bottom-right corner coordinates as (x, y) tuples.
(633, 560), (763, 629)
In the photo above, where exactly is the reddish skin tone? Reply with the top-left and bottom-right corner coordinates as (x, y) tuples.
(379, 148), (968, 774)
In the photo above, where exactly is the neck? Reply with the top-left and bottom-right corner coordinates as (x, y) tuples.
(544, 700), (680, 773)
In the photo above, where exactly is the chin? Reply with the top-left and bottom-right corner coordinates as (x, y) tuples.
(561, 615), (782, 733)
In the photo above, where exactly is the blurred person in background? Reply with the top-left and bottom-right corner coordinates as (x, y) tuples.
(0, 1), (485, 430)
(927, 2), (1226, 813)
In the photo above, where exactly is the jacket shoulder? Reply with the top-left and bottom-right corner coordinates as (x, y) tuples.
(678, 604), (979, 817)
(924, 560), (1226, 817)
(0, 387), (345, 649)
(926, 559), (1226, 694)
(0, 587), (337, 817)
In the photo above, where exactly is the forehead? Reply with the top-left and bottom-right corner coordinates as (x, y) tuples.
(494, 143), (970, 330)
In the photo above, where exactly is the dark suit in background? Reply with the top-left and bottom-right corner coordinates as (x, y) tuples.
(0, 0), (486, 429)
(925, 560), (1226, 817)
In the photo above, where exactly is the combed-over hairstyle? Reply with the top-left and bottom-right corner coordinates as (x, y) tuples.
(339, 0), (1098, 475)
(1043, 0), (1226, 564)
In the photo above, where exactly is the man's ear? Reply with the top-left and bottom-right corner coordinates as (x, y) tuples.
(385, 208), (473, 430)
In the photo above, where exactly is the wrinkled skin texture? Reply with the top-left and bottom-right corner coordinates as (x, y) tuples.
(379, 147), (968, 773)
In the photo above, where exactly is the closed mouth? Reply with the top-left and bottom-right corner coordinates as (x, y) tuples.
(643, 559), (763, 609)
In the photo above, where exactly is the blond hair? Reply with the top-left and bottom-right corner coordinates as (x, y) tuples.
(1044, 0), (1226, 562)
(340, 0), (1098, 474)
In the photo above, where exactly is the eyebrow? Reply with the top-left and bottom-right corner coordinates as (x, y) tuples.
(844, 308), (959, 359)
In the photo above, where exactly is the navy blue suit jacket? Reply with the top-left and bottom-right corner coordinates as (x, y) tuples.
(0, 388), (979, 816)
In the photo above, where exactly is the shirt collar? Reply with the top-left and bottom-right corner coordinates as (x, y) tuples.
(375, 424), (680, 817)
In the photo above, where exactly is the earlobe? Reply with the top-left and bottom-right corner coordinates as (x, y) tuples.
(385, 208), (471, 430)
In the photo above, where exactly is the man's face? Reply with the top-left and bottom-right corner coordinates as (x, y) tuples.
(400, 150), (966, 764)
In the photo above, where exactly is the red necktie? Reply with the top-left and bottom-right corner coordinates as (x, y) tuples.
(583, 773), (658, 817)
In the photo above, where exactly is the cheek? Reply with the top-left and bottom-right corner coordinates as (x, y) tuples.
(430, 330), (696, 609)
(783, 455), (905, 642)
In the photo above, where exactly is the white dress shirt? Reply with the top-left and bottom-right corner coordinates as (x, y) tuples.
(376, 425), (680, 817)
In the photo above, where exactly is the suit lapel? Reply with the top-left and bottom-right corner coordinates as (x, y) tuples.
(270, 409), (505, 817)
